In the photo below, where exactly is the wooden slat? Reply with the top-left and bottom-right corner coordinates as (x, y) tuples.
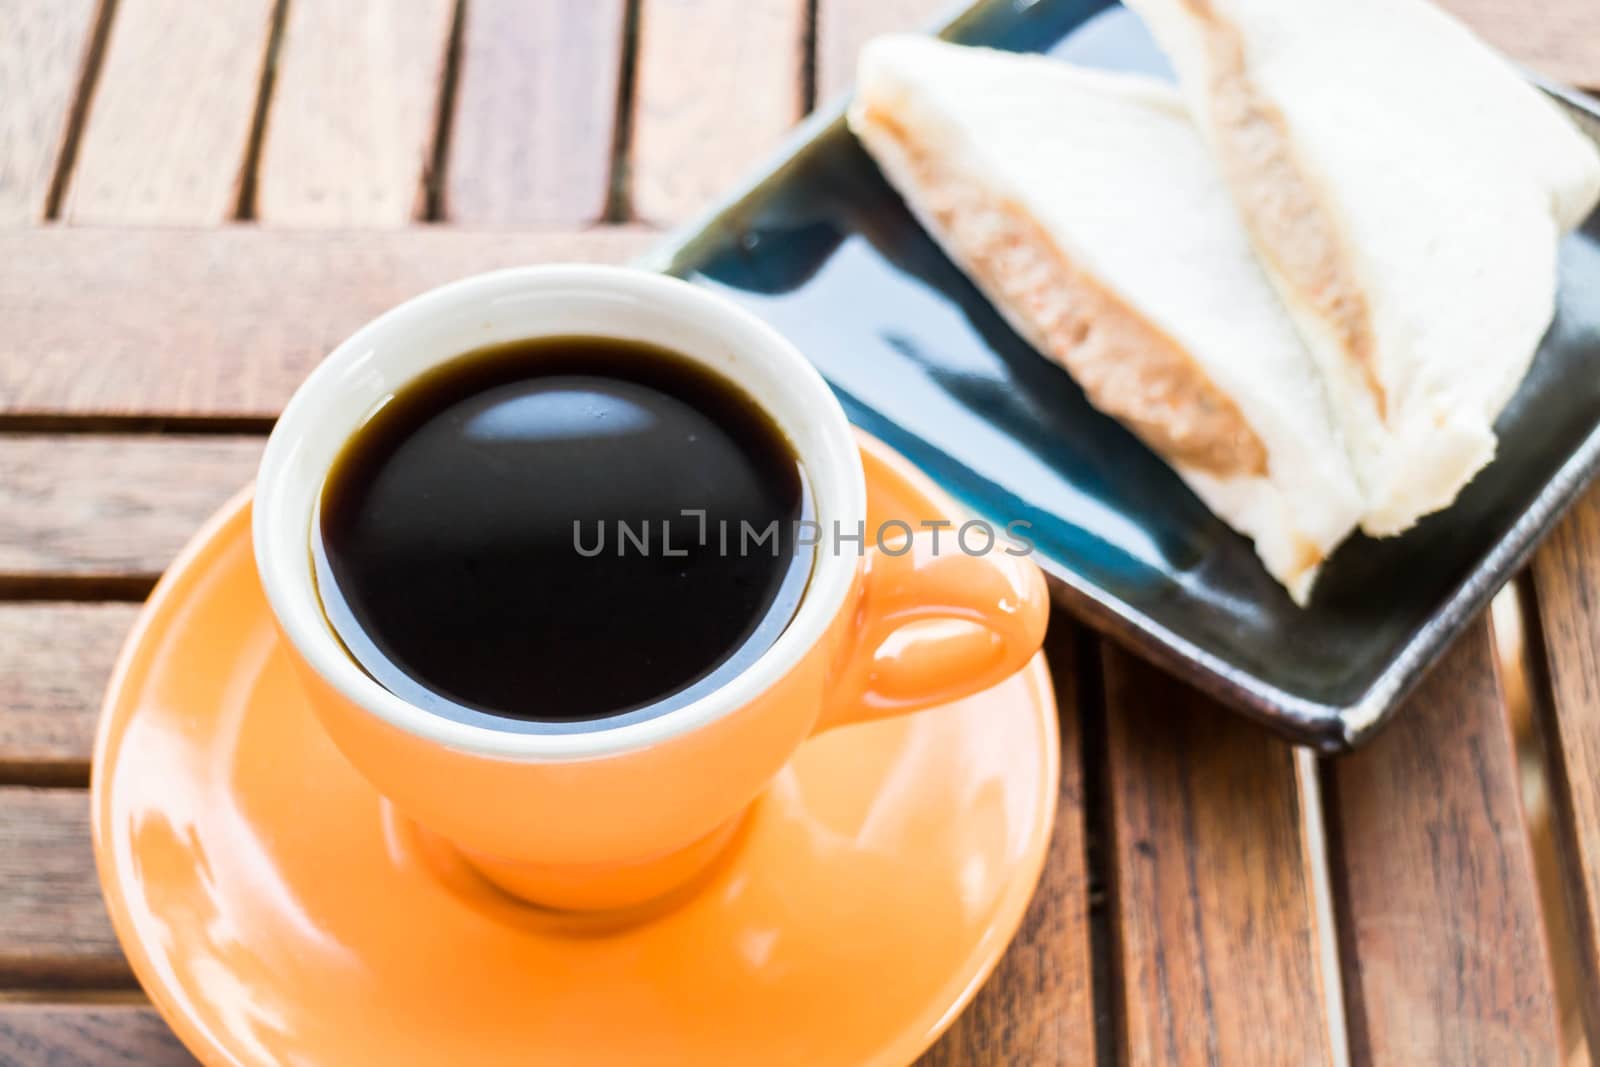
(0, 604), (138, 777)
(445, 0), (627, 226)
(1323, 623), (1561, 1065)
(919, 625), (1094, 1065)
(1102, 644), (1333, 1067)
(0, 226), (655, 419)
(1529, 486), (1600, 1046)
(630, 0), (806, 225)
(815, 0), (950, 103)
(0, 1005), (196, 1066)
(254, 0), (456, 226)
(0, 0), (101, 223)
(0, 788), (130, 988)
(0, 437), (260, 579)
(1439, 0), (1600, 90)
(59, 0), (277, 224)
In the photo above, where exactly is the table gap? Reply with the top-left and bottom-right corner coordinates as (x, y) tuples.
(1072, 625), (1122, 1067)
(421, 0), (468, 222)
(0, 415), (275, 436)
(42, 0), (120, 221)
(800, 0), (820, 114)
(0, 975), (142, 996)
(1508, 571), (1600, 1057)
(602, 0), (646, 223)
(231, 0), (291, 222)
(0, 577), (155, 604)
(0, 764), (91, 791)
(0, 990), (149, 1006)
(1315, 765), (1374, 1066)
(1296, 750), (1352, 1067)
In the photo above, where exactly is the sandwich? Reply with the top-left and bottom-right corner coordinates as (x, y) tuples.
(850, 36), (1364, 602)
(1124, 0), (1600, 534)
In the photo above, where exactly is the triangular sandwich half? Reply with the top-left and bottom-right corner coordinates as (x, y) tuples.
(850, 36), (1363, 603)
(1125, 0), (1600, 534)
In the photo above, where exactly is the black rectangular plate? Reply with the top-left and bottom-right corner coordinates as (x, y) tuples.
(642, 0), (1600, 750)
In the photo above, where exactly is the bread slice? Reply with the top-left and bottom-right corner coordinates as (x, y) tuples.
(1124, 0), (1600, 535)
(850, 36), (1363, 602)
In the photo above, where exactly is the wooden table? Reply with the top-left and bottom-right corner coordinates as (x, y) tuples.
(2, 1), (1599, 1063)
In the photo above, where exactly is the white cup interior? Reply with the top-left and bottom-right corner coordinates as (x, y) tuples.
(253, 265), (864, 762)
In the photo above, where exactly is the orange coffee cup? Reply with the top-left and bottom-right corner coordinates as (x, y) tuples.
(254, 266), (1049, 911)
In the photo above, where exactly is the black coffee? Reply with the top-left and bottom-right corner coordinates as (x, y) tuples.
(313, 336), (813, 730)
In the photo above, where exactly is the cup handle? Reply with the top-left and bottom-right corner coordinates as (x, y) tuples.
(815, 440), (1050, 733)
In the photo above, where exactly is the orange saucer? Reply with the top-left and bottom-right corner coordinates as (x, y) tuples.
(93, 448), (1059, 1066)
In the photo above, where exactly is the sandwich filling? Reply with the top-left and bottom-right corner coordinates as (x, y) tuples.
(860, 104), (1269, 479)
(851, 39), (1367, 602)
(1130, 0), (1600, 535)
(1184, 2), (1385, 418)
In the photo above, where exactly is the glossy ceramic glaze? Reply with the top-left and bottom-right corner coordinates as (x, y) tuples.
(644, 0), (1600, 748)
(92, 436), (1060, 1067)
(253, 266), (1047, 909)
